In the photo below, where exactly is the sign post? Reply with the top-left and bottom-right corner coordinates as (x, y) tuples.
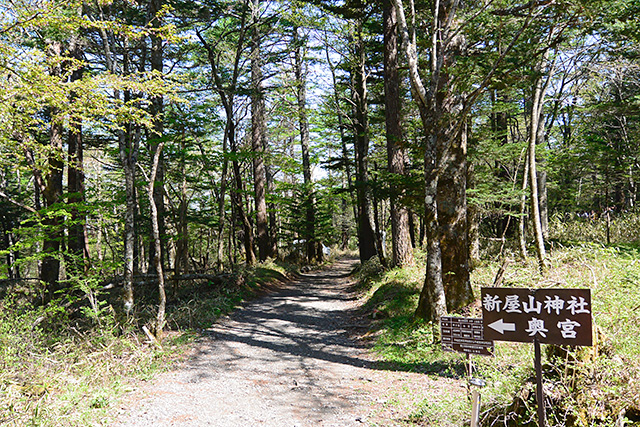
(440, 316), (493, 427)
(481, 287), (593, 427)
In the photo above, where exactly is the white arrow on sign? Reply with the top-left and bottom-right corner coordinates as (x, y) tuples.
(488, 319), (516, 334)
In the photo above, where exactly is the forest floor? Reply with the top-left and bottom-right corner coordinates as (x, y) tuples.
(112, 258), (463, 427)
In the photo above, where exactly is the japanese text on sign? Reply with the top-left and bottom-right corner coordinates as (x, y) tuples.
(441, 316), (494, 356)
(481, 288), (592, 346)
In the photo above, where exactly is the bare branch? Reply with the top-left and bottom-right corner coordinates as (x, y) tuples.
(0, 189), (38, 214)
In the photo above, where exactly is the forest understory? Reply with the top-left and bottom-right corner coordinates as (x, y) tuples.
(1, 217), (640, 426)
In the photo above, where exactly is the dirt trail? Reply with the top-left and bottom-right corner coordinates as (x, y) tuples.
(114, 258), (462, 426)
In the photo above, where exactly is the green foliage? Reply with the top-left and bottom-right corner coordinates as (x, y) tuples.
(357, 238), (640, 426)
(0, 255), (291, 425)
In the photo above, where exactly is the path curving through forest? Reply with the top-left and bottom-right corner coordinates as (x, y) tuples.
(114, 258), (462, 426)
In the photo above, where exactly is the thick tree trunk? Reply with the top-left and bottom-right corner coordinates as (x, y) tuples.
(233, 156), (256, 266)
(415, 139), (447, 321)
(394, 0), (473, 320)
(384, 0), (414, 268)
(353, 18), (377, 263)
(251, 0), (270, 262)
(467, 159), (481, 268)
(437, 122), (473, 311)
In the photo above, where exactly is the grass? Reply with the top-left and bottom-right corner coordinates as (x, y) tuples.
(356, 221), (640, 426)
(0, 259), (293, 426)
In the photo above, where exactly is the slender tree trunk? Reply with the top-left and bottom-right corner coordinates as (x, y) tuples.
(196, 6), (251, 265)
(101, 26), (137, 311)
(148, 0), (166, 272)
(538, 170), (549, 239)
(352, 17), (377, 263)
(528, 71), (547, 271)
(148, 140), (166, 338)
(67, 35), (89, 275)
(119, 125), (138, 314)
(519, 149), (530, 259)
(294, 26), (317, 264)
(251, 0), (270, 262)
(41, 40), (64, 299)
(384, 0), (414, 268)
(216, 130), (229, 271)
(325, 37), (358, 231)
(266, 162), (278, 258)
(175, 132), (190, 273)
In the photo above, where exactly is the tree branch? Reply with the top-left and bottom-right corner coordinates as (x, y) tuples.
(0, 190), (38, 214)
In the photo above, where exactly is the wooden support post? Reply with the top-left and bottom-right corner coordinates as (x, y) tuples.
(534, 338), (546, 427)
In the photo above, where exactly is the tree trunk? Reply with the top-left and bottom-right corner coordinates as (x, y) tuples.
(352, 17), (377, 263)
(538, 170), (549, 240)
(415, 138), (447, 321)
(384, 0), (414, 268)
(41, 40), (64, 299)
(175, 132), (190, 273)
(437, 121), (473, 311)
(266, 162), (278, 258)
(119, 124), (138, 314)
(148, 140), (166, 338)
(294, 26), (317, 264)
(67, 35), (90, 275)
(394, 0), (476, 318)
(519, 152), (530, 259)
(467, 162), (481, 268)
(148, 0), (166, 273)
(233, 155), (256, 265)
(251, 0), (270, 262)
(528, 71), (547, 272)
(216, 129), (229, 271)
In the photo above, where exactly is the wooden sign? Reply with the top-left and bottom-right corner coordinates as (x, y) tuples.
(481, 287), (592, 346)
(441, 316), (494, 356)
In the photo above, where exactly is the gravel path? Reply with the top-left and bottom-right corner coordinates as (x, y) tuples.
(114, 258), (462, 427)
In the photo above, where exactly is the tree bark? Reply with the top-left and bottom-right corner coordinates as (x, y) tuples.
(148, 140), (166, 338)
(251, 0), (270, 262)
(528, 69), (547, 272)
(384, 0), (414, 268)
(437, 121), (472, 311)
(352, 17), (377, 263)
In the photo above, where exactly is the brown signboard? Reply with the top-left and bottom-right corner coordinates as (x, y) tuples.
(441, 316), (494, 356)
(481, 287), (592, 346)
